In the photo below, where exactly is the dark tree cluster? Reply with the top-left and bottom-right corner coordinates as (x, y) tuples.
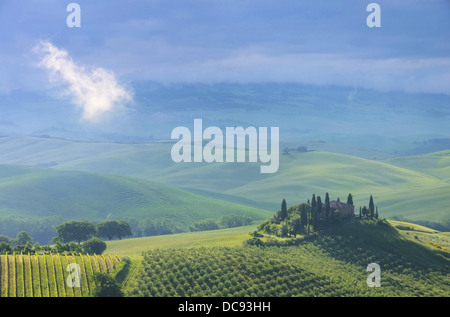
(0, 219), (132, 255)
(55, 220), (132, 244)
(358, 195), (379, 220)
(257, 193), (379, 238)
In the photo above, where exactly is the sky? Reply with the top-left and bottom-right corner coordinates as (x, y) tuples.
(1, 0), (450, 112)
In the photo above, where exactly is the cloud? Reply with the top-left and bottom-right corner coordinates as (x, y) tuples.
(33, 40), (132, 122)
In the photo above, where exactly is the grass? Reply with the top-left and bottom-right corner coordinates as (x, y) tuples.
(105, 225), (257, 257)
(388, 220), (439, 233)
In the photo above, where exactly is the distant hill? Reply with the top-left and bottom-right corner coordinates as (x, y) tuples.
(0, 164), (271, 233)
(0, 136), (449, 226)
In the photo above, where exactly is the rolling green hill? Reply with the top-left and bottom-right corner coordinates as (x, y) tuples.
(0, 164), (270, 229)
(0, 135), (449, 225)
(383, 150), (450, 180)
(58, 145), (450, 223)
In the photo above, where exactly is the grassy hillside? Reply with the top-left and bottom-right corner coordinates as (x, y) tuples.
(105, 225), (256, 258)
(0, 136), (450, 225)
(75, 148), (450, 223)
(123, 220), (450, 297)
(384, 150), (450, 180)
(0, 164), (270, 228)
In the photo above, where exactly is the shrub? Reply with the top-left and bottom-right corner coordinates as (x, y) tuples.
(92, 272), (124, 297)
(83, 237), (107, 254)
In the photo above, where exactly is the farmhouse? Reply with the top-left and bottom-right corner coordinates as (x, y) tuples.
(330, 200), (355, 219)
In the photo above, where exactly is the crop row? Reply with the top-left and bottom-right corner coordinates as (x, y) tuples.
(128, 244), (450, 297)
(0, 253), (120, 297)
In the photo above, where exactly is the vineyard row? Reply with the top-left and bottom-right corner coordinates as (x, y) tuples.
(0, 253), (120, 297)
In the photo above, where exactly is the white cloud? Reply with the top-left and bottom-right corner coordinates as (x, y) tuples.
(33, 40), (133, 122)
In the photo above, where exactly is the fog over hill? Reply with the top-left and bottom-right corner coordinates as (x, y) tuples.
(1, 82), (450, 156)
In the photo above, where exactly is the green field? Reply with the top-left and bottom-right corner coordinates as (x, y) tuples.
(119, 220), (450, 297)
(105, 225), (256, 258)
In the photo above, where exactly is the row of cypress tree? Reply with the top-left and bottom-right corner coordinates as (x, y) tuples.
(277, 193), (378, 234)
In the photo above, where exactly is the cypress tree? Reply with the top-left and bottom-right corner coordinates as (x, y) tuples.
(311, 194), (317, 232)
(369, 195), (375, 219)
(316, 196), (323, 229)
(362, 206), (368, 218)
(317, 196), (322, 216)
(324, 193), (330, 226)
(280, 199), (288, 221)
(347, 193), (353, 205)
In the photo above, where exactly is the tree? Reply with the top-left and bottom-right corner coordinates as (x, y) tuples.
(279, 199), (288, 221)
(0, 242), (11, 253)
(362, 206), (368, 218)
(311, 194), (316, 213)
(311, 194), (318, 231)
(219, 215), (252, 228)
(56, 221), (96, 244)
(15, 231), (33, 246)
(97, 220), (132, 240)
(92, 272), (124, 297)
(316, 195), (323, 222)
(279, 221), (289, 238)
(191, 219), (219, 232)
(324, 193), (330, 226)
(290, 217), (302, 238)
(300, 205), (308, 231)
(347, 193), (353, 205)
(369, 195), (375, 219)
(83, 237), (107, 254)
(23, 241), (33, 254)
(0, 235), (10, 244)
(33, 242), (41, 252)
